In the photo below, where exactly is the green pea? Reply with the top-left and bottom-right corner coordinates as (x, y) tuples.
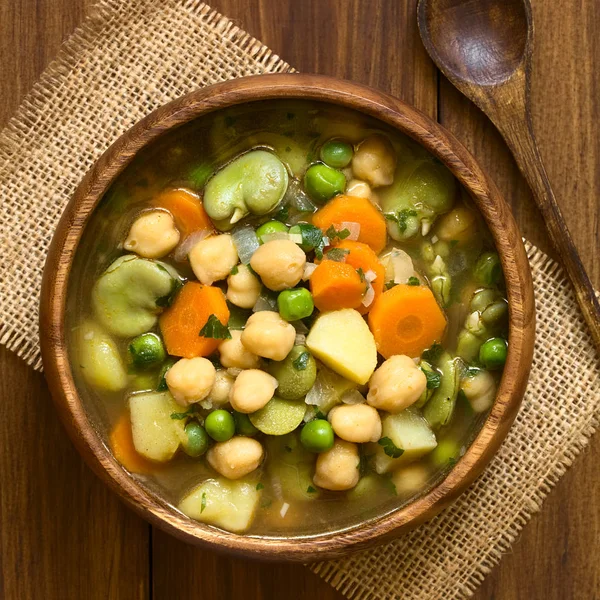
(128, 333), (166, 369)
(183, 421), (210, 457)
(474, 252), (502, 286)
(233, 411), (259, 437)
(277, 288), (314, 321)
(320, 139), (353, 168)
(256, 220), (288, 244)
(304, 163), (346, 204)
(267, 345), (317, 400)
(479, 338), (507, 370)
(300, 419), (334, 453)
(204, 410), (235, 442)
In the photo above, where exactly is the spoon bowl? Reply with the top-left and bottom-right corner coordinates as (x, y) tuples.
(419, 0), (530, 86)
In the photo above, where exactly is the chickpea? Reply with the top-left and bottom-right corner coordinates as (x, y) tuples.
(206, 437), (264, 480)
(328, 404), (382, 443)
(435, 205), (477, 243)
(227, 264), (261, 309)
(229, 369), (278, 413)
(240, 311), (296, 361)
(461, 369), (496, 413)
(351, 134), (397, 188)
(346, 179), (379, 206)
(189, 233), (238, 285)
(313, 438), (360, 491)
(165, 357), (216, 407)
(123, 210), (180, 259)
(250, 239), (306, 291)
(219, 330), (261, 370)
(367, 355), (427, 413)
(207, 370), (235, 407)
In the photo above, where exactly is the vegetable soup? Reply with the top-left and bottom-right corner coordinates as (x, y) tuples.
(68, 100), (508, 535)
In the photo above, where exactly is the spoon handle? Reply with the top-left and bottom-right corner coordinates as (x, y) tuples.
(494, 99), (600, 350)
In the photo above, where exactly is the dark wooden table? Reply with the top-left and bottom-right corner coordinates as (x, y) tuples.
(1, 1), (598, 598)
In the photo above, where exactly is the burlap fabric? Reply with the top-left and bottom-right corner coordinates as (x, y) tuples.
(0, 1), (597, 598)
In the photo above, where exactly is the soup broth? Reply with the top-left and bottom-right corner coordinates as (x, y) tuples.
(67, 100), (508, 536)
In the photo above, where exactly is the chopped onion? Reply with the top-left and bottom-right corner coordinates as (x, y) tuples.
(305, 378), (325, 406)
(280, 502), (290, 518)
(252, 292), (278, 313)
(431, 235), (439, 244)
(285, 179), (316, 213)
(390, 248), (415, 284)
(340, 221), (361, 241)
(173, 229), (211, 262)
(361, 283), (375, 307)
(364, 269), (377, 283)
(432, 254), (445, 272)
(302, 262), (318, 280)
(322, 236), (331, 246)
(200, 399), (214, 410)
(421, 220), (432, 236)
(341, 389), (366, 405)
(292, 320), (309, 334)
(303, 405), (317, 422)
(295, 333), (306, 346)
(232, 225), (260, 264)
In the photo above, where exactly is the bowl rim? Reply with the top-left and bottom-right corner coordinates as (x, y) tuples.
(39, 73), (535, 562)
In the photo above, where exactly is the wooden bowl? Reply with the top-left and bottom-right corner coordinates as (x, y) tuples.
(40, 73), (535, 562)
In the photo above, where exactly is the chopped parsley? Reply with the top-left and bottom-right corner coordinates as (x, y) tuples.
(199, 314), (232, 340)
(385, 209), (418, 233)
(378, 437), (404, 459)
(207, 354), (222, 370)
(463, 365), (480, 378)
(256, 483), (264, 491)
(306, 486), (316, 494)
(383, 475), (398, 496)
(385, 281), (397, 290)
(230, 265), (239, 275)
(170, 405), (201, 420)
(292, 351), (311, 371)
(422, 368), (441, 390)
(407, 276), (420, 286)
(315, 410), (326, 420)
(356, 267), (366, 283)
(422, 342), (443, 363)
(296, 224), (325, 258)
(448, 457), (458, 467)
(200, 492), (207, 513)
(274, 205), (289, 223)
(325, 225), (351, 242)
(325, 247), (349, 262)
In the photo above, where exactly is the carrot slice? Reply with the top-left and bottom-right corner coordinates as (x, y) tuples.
(159, 281), (229, 358)
(312, 195), (388, 254)
(310, 260), (366, 312)
(152, 188), (214, 237)
(110, 412), (156, 475)
(335, 240), (385, 315)
(368, 284), (447, 358)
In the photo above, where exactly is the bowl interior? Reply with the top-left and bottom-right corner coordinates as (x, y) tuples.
(41, 74), (535, 560)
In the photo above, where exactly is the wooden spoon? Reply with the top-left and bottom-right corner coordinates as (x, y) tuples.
(418, 0), (600, 349)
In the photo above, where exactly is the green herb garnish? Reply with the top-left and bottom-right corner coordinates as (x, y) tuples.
(256, 483), (264, 491)
(315, 410), (326, 420)
(325, 248), (350, 262)
(307, 486), (316, 494)
(408, 276), (420, 286)
(230, 265), (239, 275)
(200, 492), (207, 513)
(357, 267), (366, 283)
(422, 368), (441, 390)
(293, 351), (311, 371)
(422, 342), (443, 363)
(378, 437), (404, 459)
(325, 225), (351, 242)
(385, 209), (418, 233)
(385, 281), (397, 290)
(199, 314), (232, 339)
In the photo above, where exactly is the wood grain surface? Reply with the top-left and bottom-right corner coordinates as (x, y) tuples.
(1, 0), (598, 598)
